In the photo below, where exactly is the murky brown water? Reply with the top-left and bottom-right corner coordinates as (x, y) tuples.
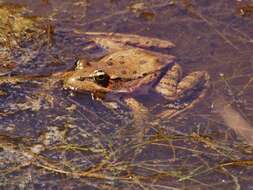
(0, 0), (253, 189)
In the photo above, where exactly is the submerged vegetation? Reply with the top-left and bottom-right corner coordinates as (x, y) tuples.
(0, 4), (45, 46)
(0, 3), (50, 77)
(0, 0), (253, 189)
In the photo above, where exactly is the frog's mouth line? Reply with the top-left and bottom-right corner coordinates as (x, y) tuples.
(67, 68), (163, 96)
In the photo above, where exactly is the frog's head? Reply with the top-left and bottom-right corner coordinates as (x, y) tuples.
(64, 69), (113, 95)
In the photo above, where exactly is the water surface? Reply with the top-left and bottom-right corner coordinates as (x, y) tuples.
(0, 0), (253, 189)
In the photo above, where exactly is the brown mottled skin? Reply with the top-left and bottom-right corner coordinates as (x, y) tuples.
(64, 32), (210, 122)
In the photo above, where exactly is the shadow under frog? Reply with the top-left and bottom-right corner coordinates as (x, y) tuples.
(1, 32), (210, 126)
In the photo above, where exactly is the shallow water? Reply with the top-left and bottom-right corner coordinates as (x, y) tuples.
(0, 0), (253, 189)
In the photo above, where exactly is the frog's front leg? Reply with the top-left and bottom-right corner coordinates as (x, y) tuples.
(101, 97), (149, 141)
(124, 97), (149, 127)
(98, 93), (149, 127)
(124, 97), (150, 145)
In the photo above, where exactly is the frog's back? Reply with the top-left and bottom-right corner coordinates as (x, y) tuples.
(92, 49), (175, 79)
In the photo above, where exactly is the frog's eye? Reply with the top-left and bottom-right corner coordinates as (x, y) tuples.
(93, 70), (110, 87)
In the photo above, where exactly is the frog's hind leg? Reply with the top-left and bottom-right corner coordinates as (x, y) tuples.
(75, 31), (175, 51)
(156, 70), (210, 120)
(176, 71), (210, 100)
(155, 63), (182, 101)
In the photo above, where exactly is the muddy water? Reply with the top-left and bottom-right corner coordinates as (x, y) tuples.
(0, 0), (253, 189)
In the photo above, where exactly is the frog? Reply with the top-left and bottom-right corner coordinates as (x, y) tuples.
(64, 32), (210, 124)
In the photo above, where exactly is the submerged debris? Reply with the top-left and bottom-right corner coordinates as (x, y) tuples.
(0, 4), (47, 48)
(0, 3), (50, 76)
(128, 2), (156, 21)
(214, 97), (253, 146)
(0, 89), (7, 96)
